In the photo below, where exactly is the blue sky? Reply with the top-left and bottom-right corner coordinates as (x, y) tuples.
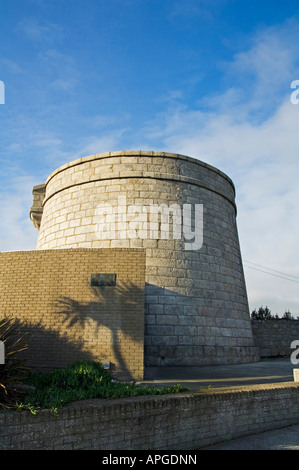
(1, 0), (299, 315)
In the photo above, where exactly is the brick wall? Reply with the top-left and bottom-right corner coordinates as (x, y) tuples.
(0, 248), (145, 380)
(1, 382), (299, 450)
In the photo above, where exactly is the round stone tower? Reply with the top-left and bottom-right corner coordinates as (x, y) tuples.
(30, 150), (259, 366)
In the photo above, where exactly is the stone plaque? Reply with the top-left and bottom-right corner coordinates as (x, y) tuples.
(90, 273), (116, 287)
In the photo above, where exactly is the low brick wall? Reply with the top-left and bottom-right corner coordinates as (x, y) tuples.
(1, 382), (299, 450)
(252, 320), (299, 358)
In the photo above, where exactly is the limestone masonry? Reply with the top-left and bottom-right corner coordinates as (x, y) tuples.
(30, 150), (259, 367)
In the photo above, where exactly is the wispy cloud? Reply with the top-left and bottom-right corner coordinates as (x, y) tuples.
(18, 18), (65, 43)
(0, 175), (38, 252)
(136, 21), (299, 314)
(169, 0), (229, 24)
(73, 130), (131, 159)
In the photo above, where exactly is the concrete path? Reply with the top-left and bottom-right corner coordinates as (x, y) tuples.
(143, 358), (295, 390)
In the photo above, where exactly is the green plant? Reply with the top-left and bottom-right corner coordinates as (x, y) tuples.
(22, 360), (189, 413)
(0, 317), (29, 409)
(200, 384), (212, 391)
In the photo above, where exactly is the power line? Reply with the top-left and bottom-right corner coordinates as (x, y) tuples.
(243, 264), (299, 284)
(243, 259), (299, 280)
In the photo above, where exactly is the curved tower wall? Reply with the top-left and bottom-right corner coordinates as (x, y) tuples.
(32, 151), (259, 366)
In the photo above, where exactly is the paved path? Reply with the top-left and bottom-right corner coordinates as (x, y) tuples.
(200, 424), (299, 450)
(143, 358), (295, 390)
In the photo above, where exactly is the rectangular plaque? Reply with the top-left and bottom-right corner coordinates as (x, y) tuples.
(90, 273), (116, 287)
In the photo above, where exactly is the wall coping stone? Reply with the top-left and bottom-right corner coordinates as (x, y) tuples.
(44, 150), (236, 193)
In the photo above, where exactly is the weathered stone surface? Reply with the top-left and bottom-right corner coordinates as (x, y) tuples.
(31, 151), (259, 366)
(29, 184), (46, 229)
(252, 319), (299, 358)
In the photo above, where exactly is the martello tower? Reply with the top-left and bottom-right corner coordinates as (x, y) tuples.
(31, 150), (259, 366)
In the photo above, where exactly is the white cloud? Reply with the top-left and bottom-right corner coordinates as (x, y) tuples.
(73, 130), (130, 159)
(3, 15), (299, 316)
(0, 176), (38, 252)
(18, 18), (64, 43)
(137, 22), (299, 315)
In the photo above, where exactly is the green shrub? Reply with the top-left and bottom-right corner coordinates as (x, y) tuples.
(22, 360), (189, 413)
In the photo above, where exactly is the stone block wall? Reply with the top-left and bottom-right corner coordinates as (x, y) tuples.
(252, 319), (299, 358)
(31, 151), (259, 367)
(1, 383), (299, 450)
(0, 248), (145, 380)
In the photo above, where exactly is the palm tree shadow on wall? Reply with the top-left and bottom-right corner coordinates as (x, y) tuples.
(55, 281), (145, 381)
(15, 321), (96, 373)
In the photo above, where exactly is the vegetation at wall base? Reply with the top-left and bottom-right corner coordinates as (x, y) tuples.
(1, 317), (189, 415)
(18, 360), (189, 415)
(0, 317), (30, 410)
